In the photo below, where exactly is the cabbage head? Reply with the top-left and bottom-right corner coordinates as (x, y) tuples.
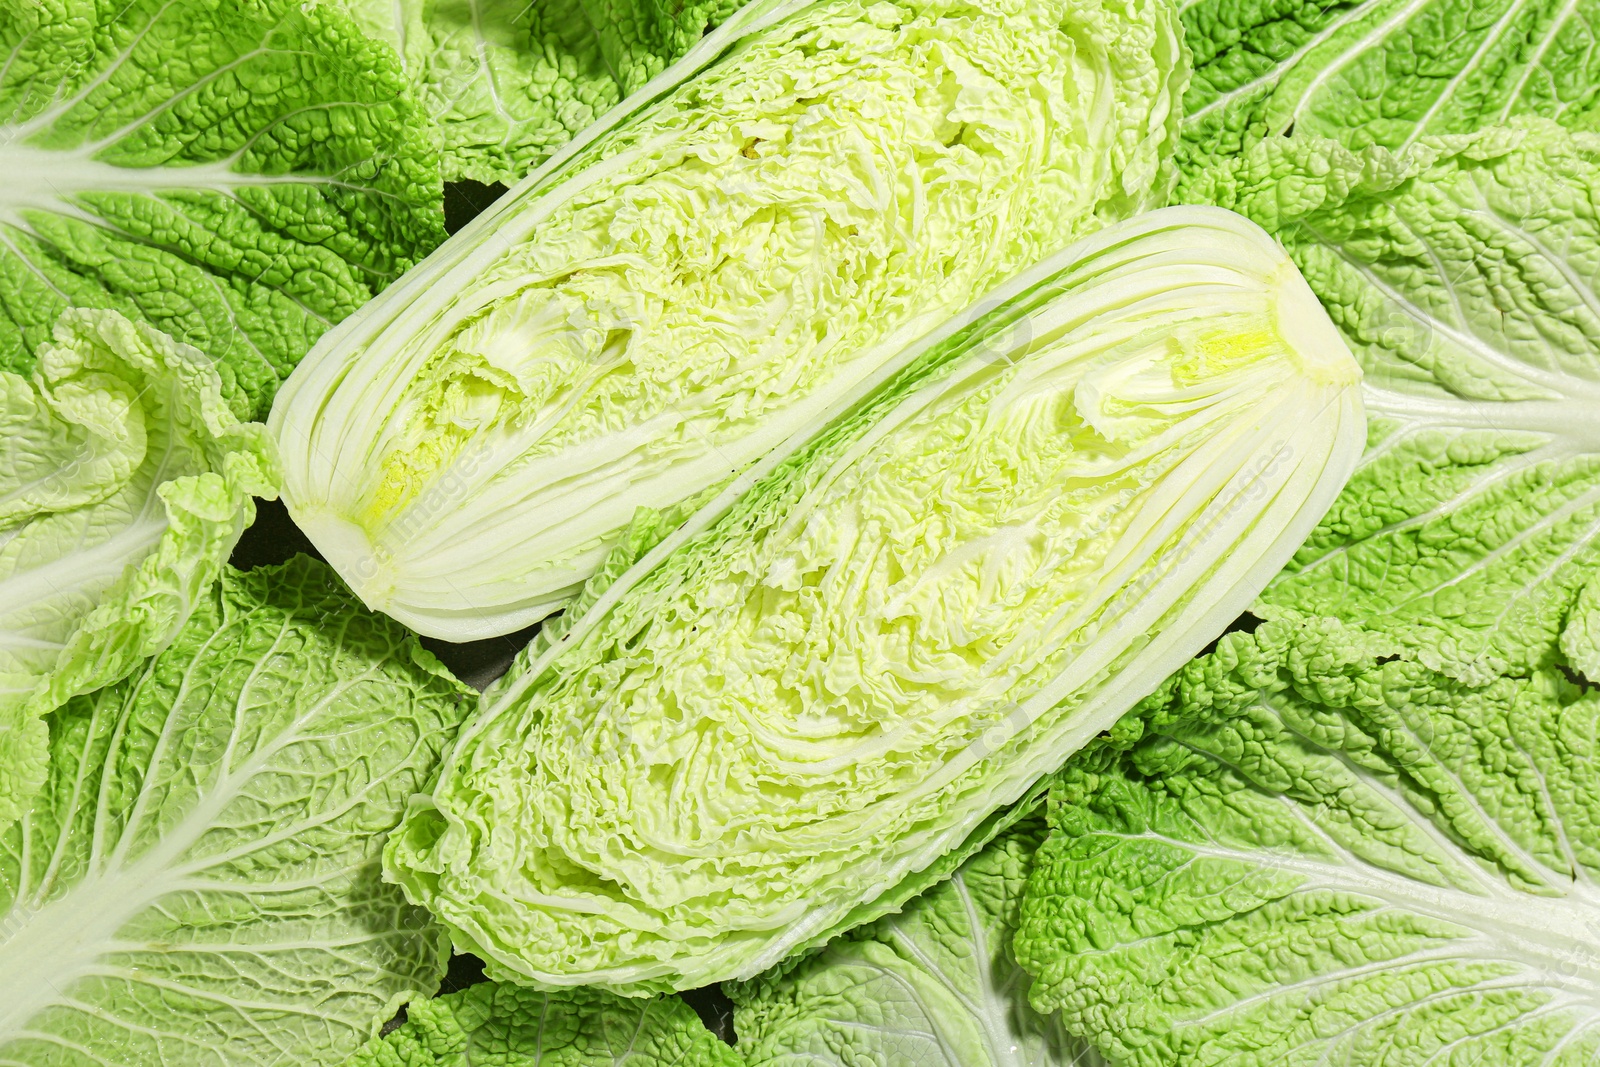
(383, 205), (1368, 995)
(270, 0), (1188, 640)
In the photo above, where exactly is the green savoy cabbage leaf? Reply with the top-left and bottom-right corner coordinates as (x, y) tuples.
(0, 0), (446, 419)
(1016, 614), (1600, 1067)
(347, 982), (737, 1067)
(382, 206), (1366, 994)
(0, 557), (472, 1067)
(0, 309), (275, 832)
(1176, 0), (1600, 175)
(271, 0), (1190, 640)
(1188, 118), (1600, 684)
(1014, 121), (1600, 1066)
(339, 0), (747, 185)
(730, 812), (1106, 1067)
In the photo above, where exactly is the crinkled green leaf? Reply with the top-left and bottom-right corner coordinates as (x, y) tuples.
(0, 557), (472, 1067)
(1566, 576), (1600, 682)
(272, 0), (1191, 641)
(1017, 615), (1600, 1067)
(731, 814), (1106, 1067)
(0, 0), (445, 419)
(0, 308), (275, 831)
(382, 206), (1365, 994)
(1175, 0), (1600, 178)
(362, 0), (748, 185)
(347, 982), (737, 1067)
(401, 0), (627, 185)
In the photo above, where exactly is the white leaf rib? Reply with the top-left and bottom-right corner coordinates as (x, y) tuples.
(1183, 0), (1395, 126)
(1286, 0), (1445, 130)
(217, 617), (295, 777)
(28, 999), (226, 1048)
(80, 965), (348, 1022)
(1304, 221), (1599, 404)
(1398, 0), (1535, 150)
(1499, 0), (1586, 123)
(1106, 826), (1600, 984)
(1536, 1012), (1600, 1067)
(1176, 713), (1510, 896)
(1283, 439), (1569, 583)
(30, 690), (111, 903)
(1417, 1000), (1594, 1066)
(0, 226), (75, 304)
(0, 1029), (120, 1067)
(104, 607), (241, 871)
(1380, 481), (1600, 617)
(1472, 199), (1600, 350)
(1278, 696), (1570, 893)
(1178, 946), (1513, 1028)
(822, 946), (966, 1063)
(8, 0), (187, 141)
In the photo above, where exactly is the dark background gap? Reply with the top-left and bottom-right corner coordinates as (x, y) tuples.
(230, 179), (739, 1046)
(444, 180), (510, 235)
(230, 498), (322, 570)
(1196, 610), (1263, 659)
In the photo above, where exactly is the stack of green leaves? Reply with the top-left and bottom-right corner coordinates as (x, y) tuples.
(4, 0), (1600, 1062)
(0, 558), (472, 1066)
(357, 813), (1108, 1067)
(1004, 3), (1600, 1061)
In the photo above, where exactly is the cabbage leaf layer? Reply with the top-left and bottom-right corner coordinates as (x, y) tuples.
(0, 309), (275, 832)
(272, 0), (1188, 639)
(1188, 118), (1600, 679)
(730, 811), (1107, 1067)
(1016, 121), (1600, 1066)
(0, 0), (445, 419)
(354, 814), (1105, 1067)
(383, 206), (1366, 994)
(1175, 0), (1600, 177)
(1018, 614), (1600, 1066)
(342, 0), (749, 185)
(0, 558), (471, 1067)
(347, 982), (738, 1067)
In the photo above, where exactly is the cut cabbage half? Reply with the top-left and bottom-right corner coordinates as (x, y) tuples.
(269, 0), (1188, 639)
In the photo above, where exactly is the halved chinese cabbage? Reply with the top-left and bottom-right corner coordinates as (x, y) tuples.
(270, 0), (1188, 640)
(383, 205), (1367, 994)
